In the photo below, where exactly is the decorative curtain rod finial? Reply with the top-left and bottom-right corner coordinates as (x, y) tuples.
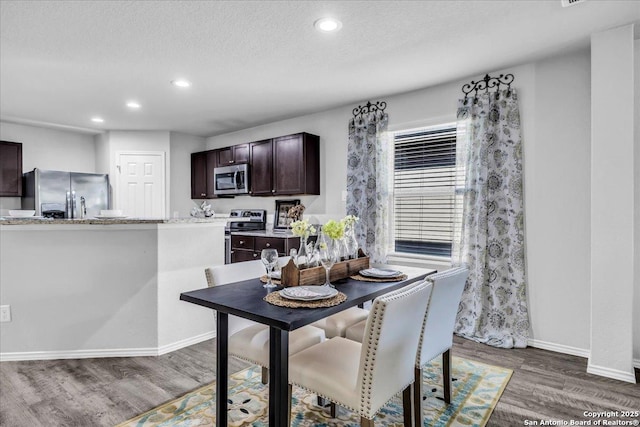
(352, 100), (387, 119)
(461, 73), (515, 104)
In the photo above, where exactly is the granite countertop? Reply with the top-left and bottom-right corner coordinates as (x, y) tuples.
(230, 229), (318, 238)
(0, 216), (229, 225)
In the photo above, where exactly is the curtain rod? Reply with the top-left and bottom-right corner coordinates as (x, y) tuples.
(461, 73), (515, 103)
(352, 100), (387, 119)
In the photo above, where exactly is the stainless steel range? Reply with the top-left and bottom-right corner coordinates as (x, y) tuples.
(224, 209), (267, 264)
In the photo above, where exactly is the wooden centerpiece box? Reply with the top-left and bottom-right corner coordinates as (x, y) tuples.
(281, 249), (369, 287)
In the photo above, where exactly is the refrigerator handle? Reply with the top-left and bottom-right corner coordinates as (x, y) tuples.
(71, 191), (76, 219)
(66, 191), (71, 219)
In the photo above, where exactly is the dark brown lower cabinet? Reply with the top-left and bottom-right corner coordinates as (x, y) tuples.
(0, 141), (23, 197)
(230, 234), (300, 263)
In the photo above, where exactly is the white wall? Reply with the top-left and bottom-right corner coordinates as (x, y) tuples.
(634, 40), (640, 368)
(527, 50), (592, 353)
(205, 46), (637, 367)
(169, 132), (206, 218)
(0, 225), (159, 354)
(589, 24), (635, 382)
(0, 121), (97, 214)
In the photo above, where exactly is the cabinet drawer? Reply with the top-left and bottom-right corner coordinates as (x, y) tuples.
(231, 250), (259, 263)
(231, 235), (255, 250)
(255, 237), (285, 254)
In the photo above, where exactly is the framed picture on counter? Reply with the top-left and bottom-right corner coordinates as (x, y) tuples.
(274, 199), (300, 230)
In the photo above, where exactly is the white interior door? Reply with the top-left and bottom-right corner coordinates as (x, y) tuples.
(117, 152), (165, 218)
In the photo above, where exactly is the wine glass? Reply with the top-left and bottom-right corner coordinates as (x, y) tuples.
(318, 236), (338, 288)
(261, 248), (279, 289)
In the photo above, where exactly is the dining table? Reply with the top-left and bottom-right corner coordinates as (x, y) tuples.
(179, 264), (435, 427)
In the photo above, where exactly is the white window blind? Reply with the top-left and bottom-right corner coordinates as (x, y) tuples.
(393, 123), (457, 258)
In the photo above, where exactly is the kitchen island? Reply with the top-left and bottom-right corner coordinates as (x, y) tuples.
(0, 217), (226, 361)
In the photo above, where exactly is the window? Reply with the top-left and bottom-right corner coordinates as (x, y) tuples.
(392, 123), (457, 258)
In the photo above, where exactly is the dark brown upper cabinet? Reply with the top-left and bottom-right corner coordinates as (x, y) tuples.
(250, 132), (320, 196)
(272, 133), (319, 195)
(0, 140), (23, 197)
(217, 143), (249, 166)
(249, 139), (273, 196)
(191, 150), (219, 199)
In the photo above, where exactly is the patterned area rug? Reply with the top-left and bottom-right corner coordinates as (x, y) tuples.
(117, 357), (511, 427)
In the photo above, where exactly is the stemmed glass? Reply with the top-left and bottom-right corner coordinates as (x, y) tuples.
(261, 248), (279, 289)
(318, 236), (338, 288)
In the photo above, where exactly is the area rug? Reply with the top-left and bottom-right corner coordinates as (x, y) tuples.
(116, 357), (512, 427)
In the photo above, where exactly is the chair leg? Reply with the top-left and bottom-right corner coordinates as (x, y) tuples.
(402, 384), (414, 426)
(261, 366), (268, 384)
(443, 349), (452, 404)
(360, 416), (375, 427)
(413, 367), (423, 426)
(288, 384), (293, 426)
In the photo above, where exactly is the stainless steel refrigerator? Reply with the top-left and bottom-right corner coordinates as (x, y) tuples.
(22, 169), (110, 218)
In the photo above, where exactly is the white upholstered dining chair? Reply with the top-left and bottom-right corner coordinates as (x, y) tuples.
(287, 279), (433, 427)
(411, 266), (468, 424)
(204, 260), (325, 384)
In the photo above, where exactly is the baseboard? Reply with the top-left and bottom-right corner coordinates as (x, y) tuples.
(157, 331), (216, 356)
(0, 331), (217, 362)
(635, 358), (640, 369)
(527, 338), (590, 358)
(587, 362), (637, 384)
(0, 346), (158, 362)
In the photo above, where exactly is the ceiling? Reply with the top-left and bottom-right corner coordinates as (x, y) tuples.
(1, 1), (639, 137)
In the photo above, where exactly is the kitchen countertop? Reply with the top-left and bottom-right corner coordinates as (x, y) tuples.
(0, 216), (229, 225)
(231, 229), (318, 238)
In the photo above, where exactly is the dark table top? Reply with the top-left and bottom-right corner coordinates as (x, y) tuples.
(180, 265), (435, 331)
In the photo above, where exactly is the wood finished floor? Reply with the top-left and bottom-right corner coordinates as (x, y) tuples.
(1, 336), (638, 426)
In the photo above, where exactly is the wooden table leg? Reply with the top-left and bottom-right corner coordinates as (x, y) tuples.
(216, 312), (228, 427)
(269, 327), (290, 427)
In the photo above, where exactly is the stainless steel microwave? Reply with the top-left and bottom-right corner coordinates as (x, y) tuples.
(213, 163), (250, 195)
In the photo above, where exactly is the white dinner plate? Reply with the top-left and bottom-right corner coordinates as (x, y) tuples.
(279, 286), (338, 301)
(359, 268), (403, 278)
(271, 270), (281, 280)
(94, 215), (128, 219)
(8, 215), (44, 219)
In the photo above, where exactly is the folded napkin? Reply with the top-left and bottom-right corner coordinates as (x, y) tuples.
(360, 268), (402, 277)
(283, 287), (325, 298)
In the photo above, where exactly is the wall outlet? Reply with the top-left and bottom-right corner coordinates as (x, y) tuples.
(341, 190), (348, 202)
(0, 305), (11, 322)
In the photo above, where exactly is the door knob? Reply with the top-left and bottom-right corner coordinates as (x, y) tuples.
(266, 243), (271, 247)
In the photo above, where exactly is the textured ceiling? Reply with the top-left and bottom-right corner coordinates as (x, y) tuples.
(1, 1), (639, 137)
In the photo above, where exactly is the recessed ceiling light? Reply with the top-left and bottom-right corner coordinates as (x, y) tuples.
(126, 101), (141, 109)
(91, 117), (104, 123)
(171, 79), (191, 88)
(314, 17), (342, 32)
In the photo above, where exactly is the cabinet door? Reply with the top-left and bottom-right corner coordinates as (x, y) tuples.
(249, 139), (273, 195)
(190, 151), (208, 199)
(0, 141), (23, 197)
(217, 147), (233, 166)
(205, 150), (218, 198)
(234, 144), (250, 164)
(272, 133), (320, 195)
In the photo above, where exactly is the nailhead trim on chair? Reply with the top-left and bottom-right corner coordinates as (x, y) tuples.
(360, 281), (430, 419)
(415, 267), (467, 369)
(291, 281), (430, 420)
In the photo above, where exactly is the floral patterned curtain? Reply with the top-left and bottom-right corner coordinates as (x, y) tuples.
(346, 111), (390, 264)
(452, 89), (530, 348)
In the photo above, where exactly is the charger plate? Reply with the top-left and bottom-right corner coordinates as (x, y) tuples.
(264, 291), (346, 308)
(350, 273), (408, 282)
